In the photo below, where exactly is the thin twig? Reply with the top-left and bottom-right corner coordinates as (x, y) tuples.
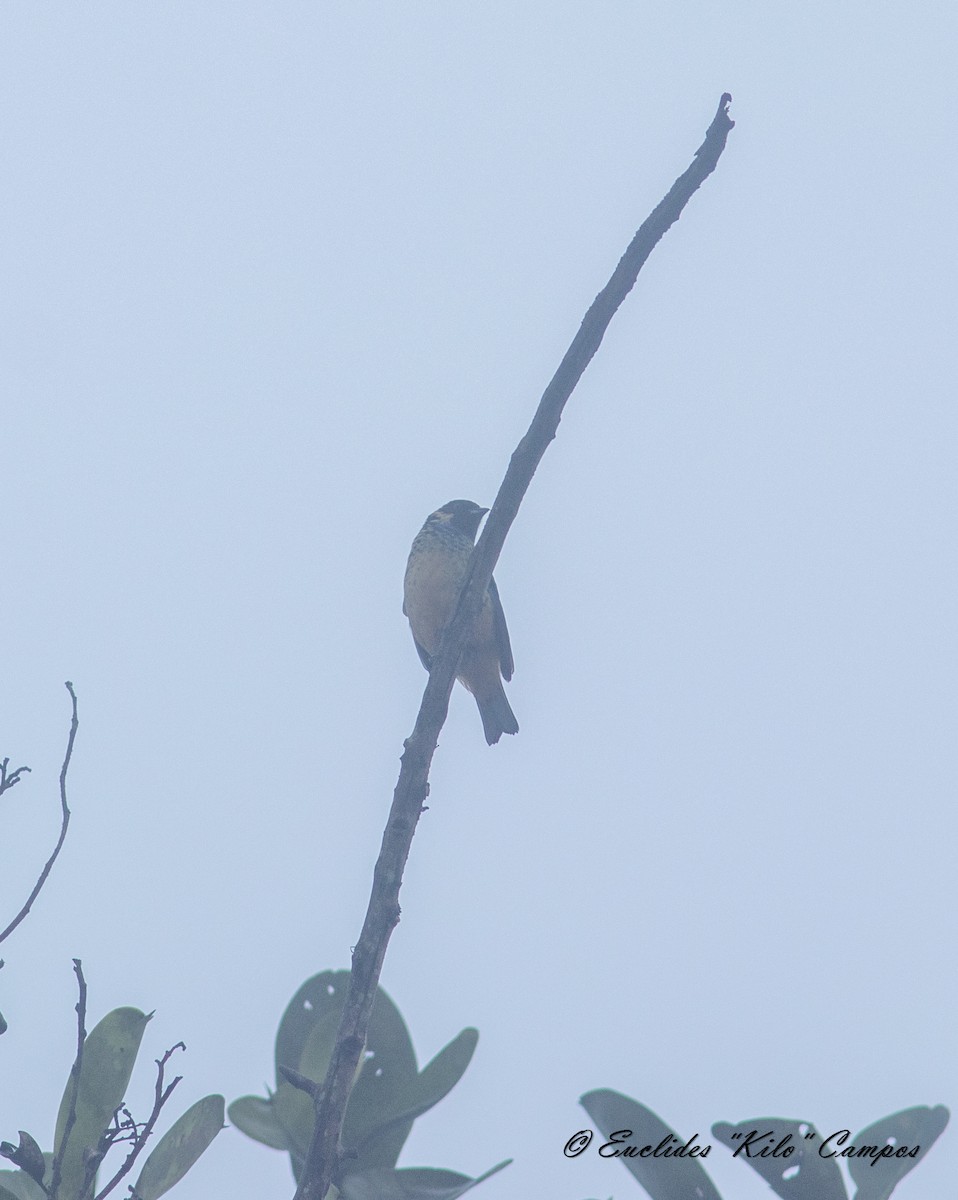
(0, 682), (79, 946)
(293, 95), (735, 1200)
(93, 1043), (185, 1200)
(278, 1065), (320, 1097)
(50, 958), (89, 1198)
(0, 758), (31, 797)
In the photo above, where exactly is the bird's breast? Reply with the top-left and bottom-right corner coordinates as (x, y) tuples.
(404, 529), (483, 658)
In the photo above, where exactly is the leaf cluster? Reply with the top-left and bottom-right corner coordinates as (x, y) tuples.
(580, 1089), (949, 1200)
(0, 1006), (223, 1200)
(230, 970), (509, 1199)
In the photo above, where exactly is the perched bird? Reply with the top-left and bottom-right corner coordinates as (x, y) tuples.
(403, 499), (519, 745)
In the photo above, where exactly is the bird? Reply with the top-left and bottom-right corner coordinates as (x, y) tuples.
(403, 499), (519, 745)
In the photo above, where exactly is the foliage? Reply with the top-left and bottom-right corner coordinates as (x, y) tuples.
(0, 1004), (223, 1200)
(579, 1088), (949, 1200)
(230, 970), (510, 1198)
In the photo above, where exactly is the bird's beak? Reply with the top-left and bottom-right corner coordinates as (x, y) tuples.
(479, 507), (490, 516)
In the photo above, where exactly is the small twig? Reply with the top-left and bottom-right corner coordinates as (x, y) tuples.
(93, 1043), (185, 1200)
(0, 682), (79, 946)
(103, 1107), (145, 1150)
(0, 758), (31, 797)
(278, 1065), (320, 1097)
(292, 95), (735, 1200)
(50, 959), (89, 1198)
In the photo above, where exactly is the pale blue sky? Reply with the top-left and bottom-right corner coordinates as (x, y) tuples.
(2, 4), (955, 1198)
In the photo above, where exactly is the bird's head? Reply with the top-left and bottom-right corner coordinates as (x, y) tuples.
(429, 499), (489, 542)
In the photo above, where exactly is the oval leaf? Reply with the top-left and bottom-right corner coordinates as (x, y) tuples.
(581, 1089), (722, 1200)
(350, 1028), (479, 1169)
(407, 1028), (478, 1116)
(133, 1095), (225, 1200)
(271, 1079), (317, 1163)
(0, 1169), (47, 1200)
(712, 1116), (845, 1200)
(341, 986), (418, 1169)
(54, 1007), (151, 1200)
(227, 1095), (291, 1151)
(275, 971), (350, 1082)
(339, 1160), (511, 1200)
(846, 1105), (949, 1200)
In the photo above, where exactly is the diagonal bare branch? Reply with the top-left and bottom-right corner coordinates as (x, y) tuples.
(293, 94), (735, 1200)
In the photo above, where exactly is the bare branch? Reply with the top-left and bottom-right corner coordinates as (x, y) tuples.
(93, 1043), (185, 1200)
(0, 758), (31, 797)
(0, 682), (79, 946)
(50, 958), (89, 1198)
(293, 95), (735, 1200)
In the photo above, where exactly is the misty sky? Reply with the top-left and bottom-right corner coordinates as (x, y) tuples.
(2, 5), (956, 1199)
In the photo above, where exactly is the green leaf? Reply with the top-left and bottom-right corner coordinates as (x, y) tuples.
(275, 971), (350, 1084)
(132, 1095), (224, 1200)
(270, 1004), (349, 1163)
(341, 985), (418, 1170)
(845, 1105), (949, 1200)
(272, 1078), (318, 1163)
(296, 1007), (343, 1085)
(53, 1007), (151, 1200)
(339, 1160), (511, 1200)
(712, 1115), (845, 1200)
(269, 974), (348, 1165)
(413, 1029), (478, 1111)
(348, 1029), (478, 1169)
(239, 973), (480, 1183)
(581, 1089), (723, 1200)
(0, 1169), (47, 1200)
(227, 1095), (291, 1151)
(271, 972), (425, 1172)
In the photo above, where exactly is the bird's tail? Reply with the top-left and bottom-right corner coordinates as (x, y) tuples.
(476, 684), (519, 746)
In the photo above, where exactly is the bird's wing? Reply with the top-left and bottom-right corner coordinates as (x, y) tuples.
(412, 637), (433, 671)
(404, 593), (434, 669)
(489, 576), (514, 681)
